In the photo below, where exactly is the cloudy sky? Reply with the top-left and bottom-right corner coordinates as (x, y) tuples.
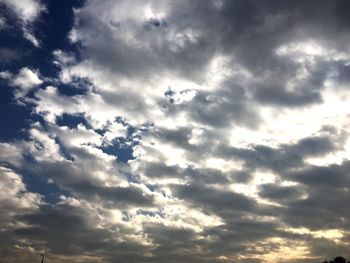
(0, 0), (350, 262)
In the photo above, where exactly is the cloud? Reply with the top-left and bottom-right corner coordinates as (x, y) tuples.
(174, 183), (257, 216)
(6, 67), (43, 98)
(0, 0), (44, 46)
(0, 166), (42, 234)
(0, 15), (6, 28)
(1, 0), (350, 262)
(0, 0), (43, 23)
(22, 28), (40, 47)
(286, 161), (350, 189)
(0, 142), (23, 167)
(258, 183), (305, 204)
(12, 68), (42, 89)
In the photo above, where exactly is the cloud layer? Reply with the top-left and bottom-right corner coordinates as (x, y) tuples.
(1, 0), (350, 262)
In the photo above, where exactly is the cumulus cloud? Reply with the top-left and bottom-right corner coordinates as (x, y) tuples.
(12, 68), (42, 88)
(8, 67), (43, 98)
(0, 166), (42, 233)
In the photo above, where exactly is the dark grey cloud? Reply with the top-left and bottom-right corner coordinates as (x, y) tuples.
(160, 85), (259, 132)
(139, 160), (231, 184)
(143, 224), (199, 257)
(184, 0), (350, 108)
(258, 183), (304, 202)
(215, 135), (338, 173)
(174, 182), (256, 216)
(286, 161), (350, 188)
(9, 203), (150, 263)
(29, 160), (154, 208)
(308, 238), (350, 262)
(273, 162), (350, 231)
(281, 193), (350, 231)
(15, 205), (106, 255)
(253, 85), (322, 107)
(206, 0), (347, 66)
(186, 85), (258, 128)
(72, 181), (155, 207)
(335, 63), (350, 85)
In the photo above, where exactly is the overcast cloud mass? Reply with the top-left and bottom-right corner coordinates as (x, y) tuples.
(1, 0), (350, 262)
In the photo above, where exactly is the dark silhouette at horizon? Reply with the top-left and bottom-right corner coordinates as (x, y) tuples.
(322, 256), (350, 263)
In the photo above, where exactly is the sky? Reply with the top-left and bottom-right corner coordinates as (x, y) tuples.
(0, 0), (350, 262)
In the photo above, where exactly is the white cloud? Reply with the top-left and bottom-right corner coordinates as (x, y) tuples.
(28, 122), (64, 162)
(0, 0), (44, 46)
(52, 50), (76, 66)
(103, 121), (128, 142)
(0, 166), (42, 230)
(0, 16), (6, 29)
(0, 143), (23, 166)
(0, 0), (43, 23)
(33, 86), (77, 123)
(0, 167), (42, 210)
(0, 70), (12, 79)
(10, 67), (42, 98)
(23, 28), (40, 47)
